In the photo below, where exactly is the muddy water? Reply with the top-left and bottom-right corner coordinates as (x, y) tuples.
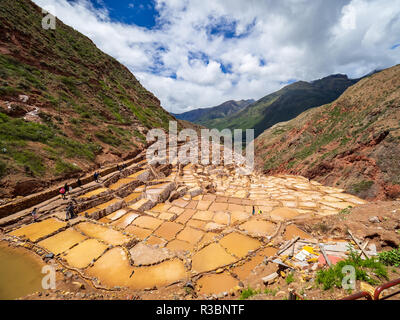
(197, 272), (239, 294)
(87, 248), (188, 289)
(0, 242), (44, 300)
(219, 232), (261, 258)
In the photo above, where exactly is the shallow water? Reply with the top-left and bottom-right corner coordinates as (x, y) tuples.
(0, 242), (44, 300)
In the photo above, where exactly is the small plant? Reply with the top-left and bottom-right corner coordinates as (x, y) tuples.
(379, 248), (400, 267)
(264, 288), (278, 296)
(339, 207), (352, 215)
(316, 248), (388, 290)
(239, 287), (260, 300)
(286, 272), (295, 284)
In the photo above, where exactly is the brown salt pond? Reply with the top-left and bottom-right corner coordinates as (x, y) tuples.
(269, 208), (300, 221)
(191, 243), (237, 273)
(197, 272), (239, 294)
(239, 220), (276, 236)
(284, 225), (312, 240)
(87, 247), (188, 289)
(219, 232), (261, 258)
(0, 242), (44, 300)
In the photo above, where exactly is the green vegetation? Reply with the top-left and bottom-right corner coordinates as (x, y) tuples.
(316, 248), (388, 290)
(54, 159), (81, 176)
(239, 287), (261, 300)
(11, 149), (45, 176)
(0, 0), (174, 184)
(204, 75), (358, 138)
(0, 112), (99, 175)
(379, 248), (400, 267)
(351, 181), (374, 193)
(286, 272), (295, 284)
(339, 207), (352, 215)
(264, 288), (278, 296)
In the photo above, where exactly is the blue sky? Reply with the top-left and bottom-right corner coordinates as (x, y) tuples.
(88, 0), (159, 28)
(35, 0), (400, 113)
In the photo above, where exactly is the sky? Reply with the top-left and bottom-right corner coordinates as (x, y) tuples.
(34, 0), (400, 114)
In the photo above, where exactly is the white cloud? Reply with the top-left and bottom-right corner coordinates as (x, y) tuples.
(33, 0), (400, 113)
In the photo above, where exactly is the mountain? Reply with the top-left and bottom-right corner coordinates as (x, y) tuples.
(210, 75), (360, 138)
(0, 0), (176, 197)
(172, 99), (254, 127)
(254, 65), (400, 200)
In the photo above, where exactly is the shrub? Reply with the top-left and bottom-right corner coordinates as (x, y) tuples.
(316, 248), (388, 290)
(379, 248), (400, 267)
(239, 287), (261, 300)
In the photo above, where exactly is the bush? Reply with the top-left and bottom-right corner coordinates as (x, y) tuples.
(379, 248), (400, 267)
(239, 287), (261, 300)
(316, 248), (388, 290)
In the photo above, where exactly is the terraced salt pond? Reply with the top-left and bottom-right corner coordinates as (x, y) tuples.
(3, 155), (369, 295)
(0, 242), (44, 300)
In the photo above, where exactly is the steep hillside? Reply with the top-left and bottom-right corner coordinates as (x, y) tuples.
(255, 65), (400, 200)
(0, 0), (176, 198)
(212, 75), (359, 138)
(172, 99), (254, 127)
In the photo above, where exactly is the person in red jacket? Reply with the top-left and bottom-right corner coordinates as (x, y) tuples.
(59, 187), (66, 200)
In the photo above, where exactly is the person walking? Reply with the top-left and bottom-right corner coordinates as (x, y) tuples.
(77, 177), (83, 189)
(252, 206), (255, 216)
(65, 200), (77, 221)
(31, 208), (38, 222)
(64, 183), (69, 196)
(59, 186), (66, 200)
(94, 172), (100, 183)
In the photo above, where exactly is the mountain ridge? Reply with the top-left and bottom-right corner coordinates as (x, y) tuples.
(209, 74), (360, 138)
(254, 65), (400, 200)
(172, 99), (255, 127)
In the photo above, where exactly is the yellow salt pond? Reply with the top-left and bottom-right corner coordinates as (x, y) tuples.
(284, 225), (312, 240)
(78, 188), (108, 199)
(191, 243), (237, 273)
(75, 222), (130, 246)
(63, 239), (107, 269)
(197, 272), (239, 294)
(10, 218), (67, 242)
(219, 232), (261, 258)
(239, 220), (276, 236)
(38, 228), (87, 255)
(86, 247), (188, 289)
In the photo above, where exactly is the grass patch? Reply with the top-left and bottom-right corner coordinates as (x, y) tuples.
(10, 149), (45, 176)
(54, 159), (81, 176)
(264, 288), (278, 296)
(316, 248), (388, 290)
(352, 180), (374, 193)
(286, 272), (295, 284)
(379, 248), (400, 267)
(95, 130), (122, 147)
(239, 287), (261, 300)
